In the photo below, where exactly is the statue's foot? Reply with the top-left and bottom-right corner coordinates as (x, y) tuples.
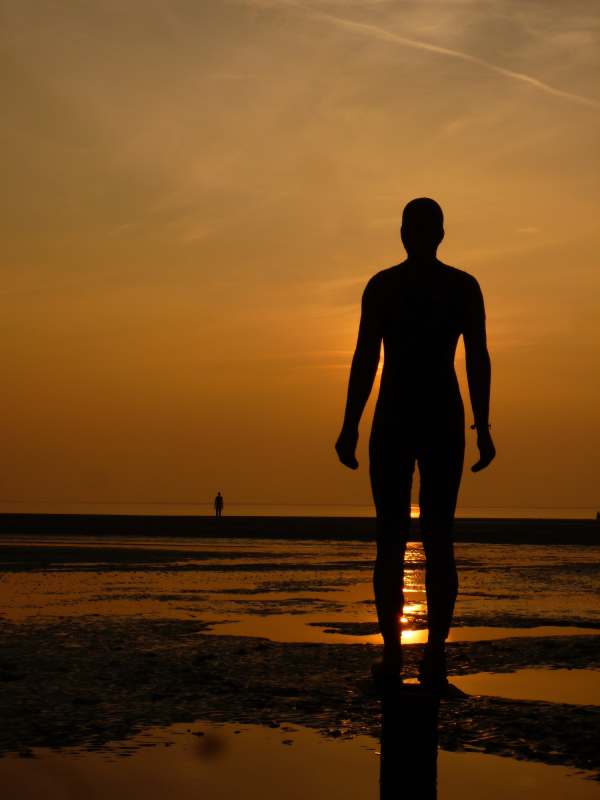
(417, 644), (467, 700)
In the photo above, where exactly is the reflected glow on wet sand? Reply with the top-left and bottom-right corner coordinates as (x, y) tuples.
(1, 538), (599, 643)
(206, 617), (600, 646)
(448, 668), (600, 706)
(0, 722), (597, 800)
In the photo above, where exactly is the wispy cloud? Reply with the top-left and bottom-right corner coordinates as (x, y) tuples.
(314, 12), (600, 109)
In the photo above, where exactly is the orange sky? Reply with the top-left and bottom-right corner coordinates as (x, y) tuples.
(2, 1), (599, 514)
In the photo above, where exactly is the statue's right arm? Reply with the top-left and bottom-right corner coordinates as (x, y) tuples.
(335, 279), (382, 469)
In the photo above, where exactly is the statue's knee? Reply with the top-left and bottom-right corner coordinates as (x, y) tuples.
(425, 553), (457, 584)
(376, 537), (406, 567)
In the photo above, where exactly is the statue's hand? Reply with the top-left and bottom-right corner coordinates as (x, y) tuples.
(471, 429), (496, 472)
(335, 426), (359, 470)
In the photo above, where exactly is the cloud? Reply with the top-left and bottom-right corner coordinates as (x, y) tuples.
(314, 12), (600, 109)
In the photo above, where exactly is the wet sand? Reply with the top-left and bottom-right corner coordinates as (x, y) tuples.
(1, 721), (598, 800)
(0, 534), (598, 793)
(1, 616), (598, 777)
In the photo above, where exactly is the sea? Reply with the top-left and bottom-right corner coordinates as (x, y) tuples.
(0, 501), (597, 519)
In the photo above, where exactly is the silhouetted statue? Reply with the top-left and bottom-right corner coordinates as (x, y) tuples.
(335, 197), (495, 693)
(214, 491), (224, 518)
(380, 684), (440, 799)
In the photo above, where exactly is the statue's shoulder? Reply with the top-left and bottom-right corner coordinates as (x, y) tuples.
(439, 263), (481, 295)
(364, 263), (405, 296)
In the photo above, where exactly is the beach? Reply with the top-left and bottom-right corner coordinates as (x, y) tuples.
(0, 526), (599, 797)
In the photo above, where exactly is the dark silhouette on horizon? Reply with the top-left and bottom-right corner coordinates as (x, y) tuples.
(214, 491), (224, 518)
(336, 197), (495, 693)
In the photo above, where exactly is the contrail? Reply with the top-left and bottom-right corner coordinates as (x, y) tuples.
(315, 12), (600, 110)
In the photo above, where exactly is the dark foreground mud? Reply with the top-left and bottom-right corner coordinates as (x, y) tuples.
(0, 617), (598, 777)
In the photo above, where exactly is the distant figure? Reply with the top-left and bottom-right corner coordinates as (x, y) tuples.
(214, 492), (224, 518)
(335, 198), (495, 695)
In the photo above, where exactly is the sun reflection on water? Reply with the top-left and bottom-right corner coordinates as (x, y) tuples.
(401, 628), (423, 644)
